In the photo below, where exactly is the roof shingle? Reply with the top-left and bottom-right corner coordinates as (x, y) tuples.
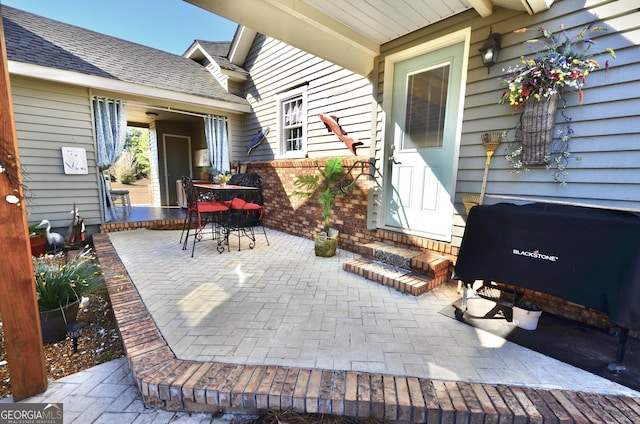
(1, 5), (248, 107)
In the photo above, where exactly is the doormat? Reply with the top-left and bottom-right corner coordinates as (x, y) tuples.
(440, 298), (640, 392)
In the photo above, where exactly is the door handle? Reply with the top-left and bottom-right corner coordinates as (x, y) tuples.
(388, 144), (400, 164)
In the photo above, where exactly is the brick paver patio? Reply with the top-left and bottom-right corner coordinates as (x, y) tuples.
(94, 228), (640, 422)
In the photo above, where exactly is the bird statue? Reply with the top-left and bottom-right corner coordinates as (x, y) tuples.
(37, 219), (64, 250)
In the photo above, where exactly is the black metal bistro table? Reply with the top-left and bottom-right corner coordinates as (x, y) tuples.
(193, 183), (265, 250)
(454, 202), (640, 368)
(193, 182), (260, 202)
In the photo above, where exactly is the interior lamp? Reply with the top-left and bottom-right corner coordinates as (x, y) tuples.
(193, 149), (209, 167)
(479, 28), (502, 74)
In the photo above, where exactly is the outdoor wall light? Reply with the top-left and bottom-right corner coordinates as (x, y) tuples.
(66, 321), (86, 353)
(479, 28), (502, 74)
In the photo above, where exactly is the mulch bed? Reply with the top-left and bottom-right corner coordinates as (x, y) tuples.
(0, 284), (125, 399)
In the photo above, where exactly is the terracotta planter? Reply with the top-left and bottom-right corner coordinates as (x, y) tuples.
(39, 300), (80, 343)
(521, 93), (558, 165)
(30, 234), (47, 257)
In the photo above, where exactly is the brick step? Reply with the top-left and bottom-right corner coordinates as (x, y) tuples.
(362, 241), (450, 275)
(346, 242), (451, 295)
(342, 258), (441, 296)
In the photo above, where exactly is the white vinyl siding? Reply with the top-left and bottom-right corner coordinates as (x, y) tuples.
(377, 0), (640, 247)
(226, 113), (243, 163)
(11, 76), (101, 231)
(239, 34), (374, 161)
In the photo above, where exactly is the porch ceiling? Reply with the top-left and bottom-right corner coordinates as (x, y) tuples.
(126, 104), (202, 126)
(185, 0), (554, 76)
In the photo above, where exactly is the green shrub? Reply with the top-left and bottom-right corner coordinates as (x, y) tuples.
(109, 150), (137, 185)
(118, 172), (136, 185)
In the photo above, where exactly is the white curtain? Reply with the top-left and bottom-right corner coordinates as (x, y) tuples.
(204, 115), (230, 174)
(93, 97), (127, 221)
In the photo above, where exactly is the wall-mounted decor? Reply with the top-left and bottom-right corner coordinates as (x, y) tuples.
(61, 147), (88, 174)
(318, 114), (363, 156)
(520, 93), (558, 165)
(500, 22), (615, 183)
(247, 127), (270, 155)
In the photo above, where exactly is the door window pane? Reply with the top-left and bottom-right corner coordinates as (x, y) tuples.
(403, 65), (449, 149)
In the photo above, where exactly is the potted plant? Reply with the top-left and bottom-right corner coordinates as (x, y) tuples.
(512, 299), (543, 330)
(33, 247), (103, 343)
(292, 157), (352, 257)
(216, 173), (231, 186)
(500, 22), (615, 181)
(28, 222), (47, 257)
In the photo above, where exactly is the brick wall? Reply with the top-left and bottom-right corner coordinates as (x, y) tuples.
(241, 157), (460, 260)
(243, 157), (372, 256)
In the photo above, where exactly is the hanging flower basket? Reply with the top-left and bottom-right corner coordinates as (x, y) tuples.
(521, 93), (558, 165)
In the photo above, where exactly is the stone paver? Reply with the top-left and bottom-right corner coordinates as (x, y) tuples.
(107, 228), (637, 396)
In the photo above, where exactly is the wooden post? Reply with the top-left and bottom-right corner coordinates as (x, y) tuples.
(0, 10), (48, 400)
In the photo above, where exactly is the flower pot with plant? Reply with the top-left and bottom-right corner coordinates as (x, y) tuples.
(28, 222), (47, 257)
(292, 157), (352, 257)
(501, 22), (615, 179)
(216, 173), (231, 186)
(34, 247), (103, 343)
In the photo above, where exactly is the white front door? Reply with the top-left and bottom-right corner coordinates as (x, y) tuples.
(384, 40), (466, 241)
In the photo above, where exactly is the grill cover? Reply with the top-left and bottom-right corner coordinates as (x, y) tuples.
(454, 203), (640, 329)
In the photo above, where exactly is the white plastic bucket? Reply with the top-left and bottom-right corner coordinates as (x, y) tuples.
(512, 306), (542, 330)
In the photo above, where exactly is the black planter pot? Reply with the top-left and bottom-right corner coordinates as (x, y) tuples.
(39, 300), (80, 343)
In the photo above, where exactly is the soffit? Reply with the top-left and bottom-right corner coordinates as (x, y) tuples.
(186, 0), (554, 76)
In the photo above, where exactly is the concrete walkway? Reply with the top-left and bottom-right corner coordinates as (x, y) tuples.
(2, 358), (239, 423)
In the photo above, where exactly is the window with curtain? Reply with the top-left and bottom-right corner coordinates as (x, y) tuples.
(276, 86), (307, 158)
(204, 115), (230, 174)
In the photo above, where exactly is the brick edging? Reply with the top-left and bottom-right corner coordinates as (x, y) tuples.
(93, 233), (640, 422)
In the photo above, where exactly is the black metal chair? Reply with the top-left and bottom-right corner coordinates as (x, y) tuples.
(224, 196), (269, 251)
(180, 177), (230, 257)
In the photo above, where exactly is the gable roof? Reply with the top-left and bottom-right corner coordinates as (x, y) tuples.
(1, 5), (249, 108)
(189, 40), (246, 73)
(193, 40), (230, 57)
